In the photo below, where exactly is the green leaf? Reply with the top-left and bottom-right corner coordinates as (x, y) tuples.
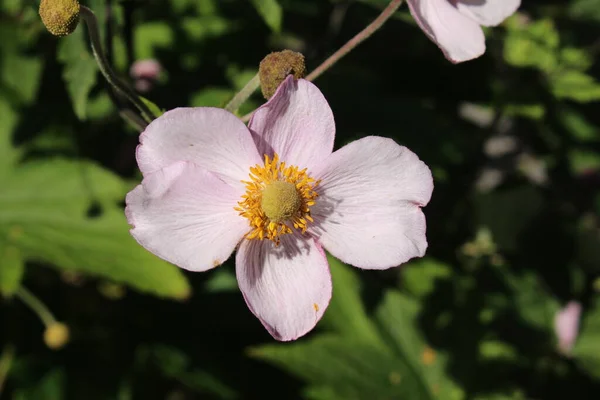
(182, 16), (231, 41)
(573, 298), (600, 378)
(503, 271), (559, 332)
(401, 258), (452, 299)
(143, 345), (238, 399)
(320, 255), (382, 344)
(15, 210), (190, 299)
(2, 0), (26, 15)
(0, 241), (24, 297)
(140, 96), (164, 118)
(568, 149), (600, 174)
(503, 103), (545, 120)
(503, 17), (559, 73)
(551, 71), (600, 103)
(250, 0), (283, 32)
(558, 108), (600, 142)
(1, 53), (43, 105)
(0, 159), (190, 299)
(478, 340), (519, 362)
(134, 22), (174, 59)
(190, 87), (235, 108)
(204, 268), (238, 293)
(13, 369), (65, 400)
(375, 291), (464, 400)
(560, 47), (593, 71)
(250, 335), (415, 400)
(252, 289), (463, 400)
(569, 0), (600, 22)
(57, 28), (98, 120)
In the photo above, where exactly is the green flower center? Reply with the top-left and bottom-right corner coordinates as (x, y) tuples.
(260, 181), (302, 223)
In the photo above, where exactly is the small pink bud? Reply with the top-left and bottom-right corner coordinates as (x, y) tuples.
(554, 301), (582, 356)
(130, 59), (162, 93)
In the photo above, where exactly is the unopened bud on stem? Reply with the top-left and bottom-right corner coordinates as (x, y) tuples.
(39, 0), (80, 37)
(44, 322), (70, 350)
(259, 50), (306, 99)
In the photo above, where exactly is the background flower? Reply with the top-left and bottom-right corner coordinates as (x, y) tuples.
(130, 59), (162, 92)
(407, 0), (521, 62)
(555, 301), (582, 356)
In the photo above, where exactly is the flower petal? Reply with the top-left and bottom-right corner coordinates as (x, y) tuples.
(236, 233), (331, 341)
(554, 301), (582, 356)
(407, 0), (485, 63)
(136, 107), (262, 190)
(248, 77), (335, 171)
(310, 136), (433, 270)
(456, 0), (521, 27)
(126, 161), (248, 272)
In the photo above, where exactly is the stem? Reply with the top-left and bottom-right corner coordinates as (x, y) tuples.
(0, 345), (15, 397)
(79, 6), (154, 124)
(120, 109), (147, 132)
(224, 73), (260, 113)
(239, 0), (404, 123)
(15, 287), (56, 327)
(100, 0), (143, 132)
(306, 0), (403, 81)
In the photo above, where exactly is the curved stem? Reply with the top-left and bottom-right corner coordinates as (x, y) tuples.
(306, 0), (403, 81)
(225, 73), (260, 114)
(240, 0), (404, 123)
(16, 287), (56, 327)
(79, 6), (154, 124)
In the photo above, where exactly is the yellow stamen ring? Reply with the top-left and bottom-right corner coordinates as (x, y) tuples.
(235, 154), (319, 245)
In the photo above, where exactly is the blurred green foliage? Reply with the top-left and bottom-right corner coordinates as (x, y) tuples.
(1, 0), (600, 399)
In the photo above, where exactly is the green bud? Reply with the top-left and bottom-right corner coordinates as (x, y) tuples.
(259, 50), (306, 99)
(39, 0), (80, 37)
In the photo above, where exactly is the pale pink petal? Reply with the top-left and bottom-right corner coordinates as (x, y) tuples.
(136, 107), (262, 190)
(456, 0), (521, 27)
(126, 161), (248, 272)
(236, 233), (331, 341)
(309, 136), (433, 270)
(248, 77), (335, 171)
(554, 301), (582, 356)
(407, 0), (485, 63)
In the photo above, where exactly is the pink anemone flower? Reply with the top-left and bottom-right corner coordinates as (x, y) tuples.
(407, 0), (521, 63)
(125, 76), (433, 341)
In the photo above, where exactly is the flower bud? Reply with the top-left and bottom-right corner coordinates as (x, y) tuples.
(130, 59), (162, 93)
(554, 301), (581, 356)
(39, 0), (80, 37)
(43, 322), (70, 350)
(259, 50), (306, 99)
